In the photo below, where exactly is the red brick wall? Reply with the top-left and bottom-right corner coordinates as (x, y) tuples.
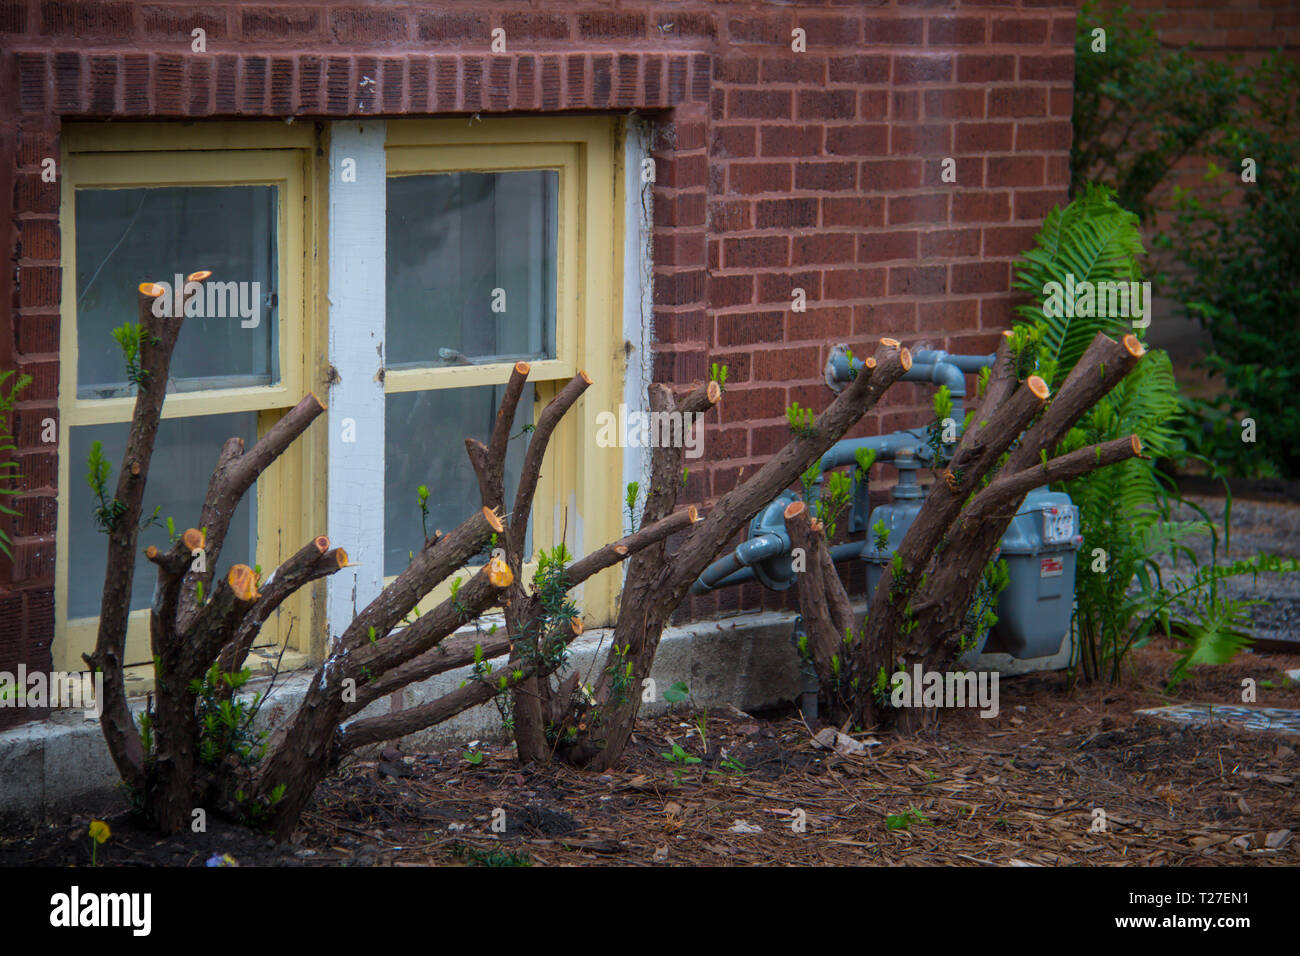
(0, 0), (1075, 721)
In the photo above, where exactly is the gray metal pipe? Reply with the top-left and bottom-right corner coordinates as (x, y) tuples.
(692, 542), (863, 595)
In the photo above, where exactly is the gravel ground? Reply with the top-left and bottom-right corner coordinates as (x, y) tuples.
(1160, 495), (1300, 644)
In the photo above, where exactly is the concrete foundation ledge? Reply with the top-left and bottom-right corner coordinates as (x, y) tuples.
(0, 609), (808, 827)
(0, 608), (1071, 826)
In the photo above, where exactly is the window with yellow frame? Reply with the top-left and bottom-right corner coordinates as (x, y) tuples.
(53, 116), (626, 672)
(56, 123), (324, 672)
(382, 117), (625, 623)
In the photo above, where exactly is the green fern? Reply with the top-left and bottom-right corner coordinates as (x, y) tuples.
(1011, 183), (1146, 385)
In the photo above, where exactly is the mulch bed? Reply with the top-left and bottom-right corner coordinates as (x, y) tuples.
(3, 640), (1297, 867)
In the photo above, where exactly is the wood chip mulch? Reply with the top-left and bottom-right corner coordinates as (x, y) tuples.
(297, 641), (1300, 866)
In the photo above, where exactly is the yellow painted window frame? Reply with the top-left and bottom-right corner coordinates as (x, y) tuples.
(384, 116), (625, 625)
(56, 123), (326, 671)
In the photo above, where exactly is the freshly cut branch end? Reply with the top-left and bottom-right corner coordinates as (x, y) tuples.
(1027, 375), (1050, 400)
(228, 565), (260, 602)
(1123, 334), (1145, 359)
(482, 506), (505, 533)
(182, 528), (205, 551)
(706, 380), (722, 405)
(313, 535), (330, 554)
(783, 499), (807, 520)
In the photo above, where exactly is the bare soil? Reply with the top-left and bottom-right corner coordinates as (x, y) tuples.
(3, 640), (1297, 867)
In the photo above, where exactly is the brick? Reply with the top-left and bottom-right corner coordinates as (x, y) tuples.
(983, 225), (1040, 258)
(709, 200), (752, 233)
(986, 155), (1044, 188)
(15, 495), (56, 538)
(88, 55), (117, 114)
(416, 12), (486, 45)
(988, 87), (1047, 118)
(797, 89), (856, 120)
(795, 14), (856, 46)
(792, 233), (855, 266)
(860, 159), (923, 191)
(655, 270), (706, 308)
(953, 191), (1011, 223)
(728, 16), (792, 46)
(828, 55), (890, 84)
(755, 347), (820, 382)
(579, 12), (645, 40)
(143, 5), (226, 41)
(888, 193), (950, 225)
(713, 125), (756, 159)
(759, 124), (822, 157)
(1018, 54), (1074, 82)
(1015, 120), (1072, 151)
(795, 161), (855, 191)
(924, 88), (985, 119)
(790, 306), (852, 341)
(889, 265), (947, 296)
(928, 17), (986, 46)
(760, 57), (826, 85)
(755, 198), (818, 229)
(707, 274), (754, 308)
(923, 156), (980, 187)
(890, 124), (952, 154)
(956, 54), (1016, 83)
(758, 270), (820, 305)
(661, 12), (716, 40)
(858, 230), (918, 263)
(920, 228), (980, 258)
(19, 220), (59, 261)
(951, 261), (1009, 294)
(16, 313), (58, 356)
(730, 163), (792, 195)
(826, 124), (889, 156)
(333, 7), (409, 44)
(955, 121), (1014, 152)
(893, 55), (953, 84)
(724, 236), (790, 269)
(823, 268), (886, 301)
(241, 7), (321, 40)
(920, 299), (981, 333)
(1014, 189), (1066, 221)
(716, 314), (784, 349)
(863, 17), (924, 45)
(0, 1), (26, 33)
(822, 196), (884, 227)
(40, 0), (133, 37)
(18, 267), (58, 310)
(501, 13), (570, 41)
(991, 17), (1049, 45)
(729, 90), (793, 120)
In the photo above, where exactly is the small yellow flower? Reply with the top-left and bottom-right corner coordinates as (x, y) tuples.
(88, 820), (111, 844)
(487, 556), (514, 588)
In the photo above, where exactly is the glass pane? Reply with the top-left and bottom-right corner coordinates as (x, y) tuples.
(387, 170), (557, 369)
(75, 185), (279, 398)
(384, 385), (533, 576)
(68, 413), (259, 620)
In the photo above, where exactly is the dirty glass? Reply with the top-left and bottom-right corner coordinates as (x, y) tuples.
(68, 412), (259, 621)
(384, 384), (533, 576)
(386, 170), (557, 369)
(74, 185), (278, 398)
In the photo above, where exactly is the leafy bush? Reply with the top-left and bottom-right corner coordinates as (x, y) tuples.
(1010, 185), (1298, 683)
(1155, 55), (1300, 479)
(1071, 0), (1245, 223)
(0, 370), (31, 560)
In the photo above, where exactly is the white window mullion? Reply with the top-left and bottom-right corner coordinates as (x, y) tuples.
(326, 120), (387, 643)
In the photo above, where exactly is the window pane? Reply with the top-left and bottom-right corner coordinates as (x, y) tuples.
(384, 385), (533, 576)
(75, 185), (279, 398)
(386, 171), (557, 369)
(68, 413), (259, 620)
